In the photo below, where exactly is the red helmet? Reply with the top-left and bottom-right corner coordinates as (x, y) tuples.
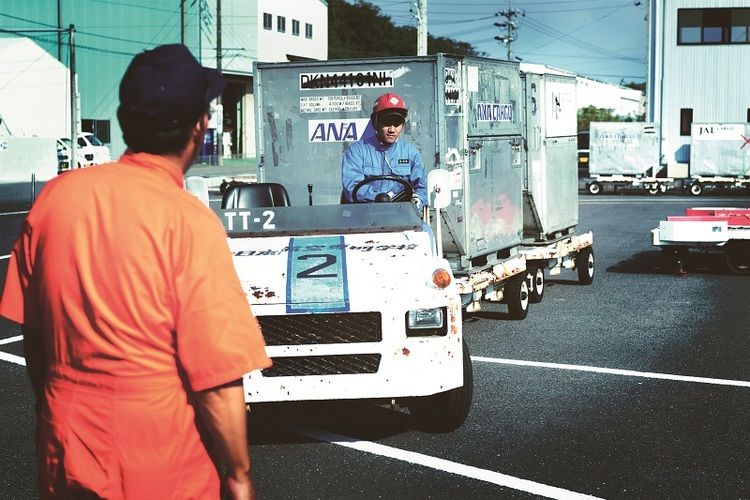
(372, 92), (408, 117)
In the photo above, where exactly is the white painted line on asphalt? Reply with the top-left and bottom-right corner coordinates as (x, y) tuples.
(0, 254), (10, 260)
(0, 335), (22, 345)
(0, 211), (28, 216)
(0, 350), (25, 366)
(473, 357), (750, 388)
(293, 427), (601, 500)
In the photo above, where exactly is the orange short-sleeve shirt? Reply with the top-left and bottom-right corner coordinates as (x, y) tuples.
(0, 152), (271, 498)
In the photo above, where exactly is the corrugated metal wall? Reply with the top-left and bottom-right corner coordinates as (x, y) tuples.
(652, 0), (750, 166)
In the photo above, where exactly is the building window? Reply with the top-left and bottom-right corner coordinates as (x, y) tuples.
(680, 108), (693, 136)
(678, 8), (750, 44)
(277, 16), (286, 33)
(82, 119), (110, 143)
(292, 19), (300, 36)
(263, 13), (272, 30)
(747, 108), (750, 123)
(305, 23), (313, 39)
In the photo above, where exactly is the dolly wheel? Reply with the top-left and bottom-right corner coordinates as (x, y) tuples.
(505, 276), (530, 320)
(576, 247), (595, 284)
(725, 241), (750, 275)
(527, 267), (545, 303)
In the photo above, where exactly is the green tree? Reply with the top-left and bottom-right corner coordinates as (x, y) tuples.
(577, 105), (617, 132)
(577, 105), (645, 132)
(328, 0), (483, 59)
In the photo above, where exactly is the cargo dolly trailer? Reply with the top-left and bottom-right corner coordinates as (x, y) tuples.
(517, 65), (595, 298)
(652, 207), (750, 275)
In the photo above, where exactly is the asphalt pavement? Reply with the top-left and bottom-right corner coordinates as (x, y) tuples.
(1, 193), (749, 498)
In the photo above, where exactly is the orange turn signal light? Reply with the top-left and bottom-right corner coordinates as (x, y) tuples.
(432, 268), (451, 289)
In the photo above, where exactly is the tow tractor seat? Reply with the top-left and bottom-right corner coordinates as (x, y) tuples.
(221, 182), (291, 209)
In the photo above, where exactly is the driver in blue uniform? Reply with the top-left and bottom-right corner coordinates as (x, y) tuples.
(341, 92), (427, 207)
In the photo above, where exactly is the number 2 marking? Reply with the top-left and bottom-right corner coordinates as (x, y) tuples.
(262, 210), (276, 229)
(296, 254), (337, 278)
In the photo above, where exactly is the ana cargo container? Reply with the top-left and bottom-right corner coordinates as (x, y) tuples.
(685, 123), (750, 196)
(585, 122), (671, 195)
(518, 68), (595, 300)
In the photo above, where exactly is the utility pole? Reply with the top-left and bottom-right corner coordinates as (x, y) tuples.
(413, 0), (428, 56)
(494, 2), (524, 61)
(69, 24), (78, 168)
(216, 0), (222, 163)
(180, 0), (185, 44)
(57, 0), (62, 61)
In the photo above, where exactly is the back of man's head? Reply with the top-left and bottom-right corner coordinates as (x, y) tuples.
(117, 44), (225, 155)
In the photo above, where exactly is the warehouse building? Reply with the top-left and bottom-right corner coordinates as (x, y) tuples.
(0, 0), (328, 160)
(647, 0), (750, 176)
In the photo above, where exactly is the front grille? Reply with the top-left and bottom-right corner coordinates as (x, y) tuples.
(258, 312), (382, 345)
(262, 354), (381, 377)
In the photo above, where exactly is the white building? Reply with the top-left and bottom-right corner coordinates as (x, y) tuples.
(0, 38), (69, 139)
(647, 0), (750, 170)
(575, 76), (644, 119)
(520, 63), (644, 119)
(0, 0), (328, 160)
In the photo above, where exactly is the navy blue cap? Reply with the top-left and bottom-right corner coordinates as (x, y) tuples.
(119, 44), (225, 126)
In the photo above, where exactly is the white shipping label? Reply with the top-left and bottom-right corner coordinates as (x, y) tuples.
(300, 70), (394, 90)
(692, 123), (746, 141)
(300, 95), (362, 114)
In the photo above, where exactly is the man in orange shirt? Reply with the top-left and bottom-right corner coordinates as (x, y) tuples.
(0, 44), (271, 499)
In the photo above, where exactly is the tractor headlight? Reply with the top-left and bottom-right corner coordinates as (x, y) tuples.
(432, 268), (452, 289)
(405, 307), (447, 337)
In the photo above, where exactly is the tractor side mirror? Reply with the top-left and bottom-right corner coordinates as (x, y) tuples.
(427, 169), (451, 209)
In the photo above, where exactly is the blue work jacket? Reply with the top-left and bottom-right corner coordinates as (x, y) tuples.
(341, 134), (427, 206)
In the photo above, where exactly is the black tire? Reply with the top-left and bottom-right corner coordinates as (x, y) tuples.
(689, 183), (703, 196)
(587, 182), (601, 195)
(647, 185), (660, 195)
(576, 247), (595, 284)
(527, 267), (545, 304)
(408, 339), (473, 433)
(505, 276), (530, 320)
(724, 241), (750, 275)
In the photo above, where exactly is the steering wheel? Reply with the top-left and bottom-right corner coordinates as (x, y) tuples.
(351, 175), (413, 203)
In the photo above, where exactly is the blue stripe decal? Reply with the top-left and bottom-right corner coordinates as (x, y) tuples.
(286, 235), (350, 313)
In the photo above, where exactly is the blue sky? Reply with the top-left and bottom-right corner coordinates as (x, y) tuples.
(357, 0), (649, 84)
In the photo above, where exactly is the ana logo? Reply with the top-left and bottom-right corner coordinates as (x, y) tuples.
(308, 118), (371, 143)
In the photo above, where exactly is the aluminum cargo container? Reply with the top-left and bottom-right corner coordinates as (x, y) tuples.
(253, 54), (524, 275)
(690, 123), (750, 177)
(521, 70), (578, 241)
(589, 122), (660, 176)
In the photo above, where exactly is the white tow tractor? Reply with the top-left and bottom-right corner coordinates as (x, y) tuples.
(652, 207), (750, 275)
(208, 170), (472, 432)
